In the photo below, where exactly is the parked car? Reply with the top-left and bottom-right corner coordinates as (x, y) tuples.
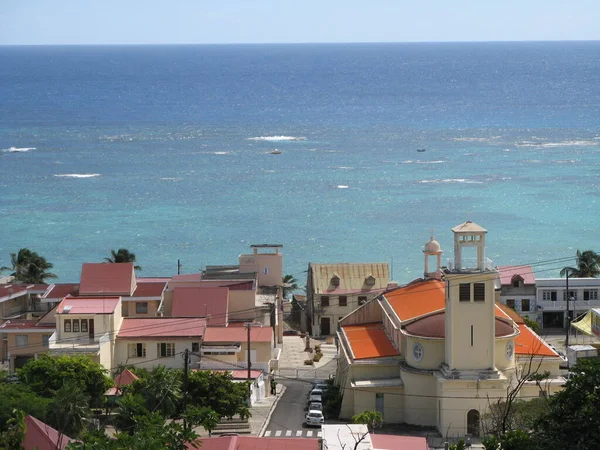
(308, 393), (322, 404)
(305, 410), (325, 427)
(308, 388), (324, 398)
(311, 379), (326, 387)
(308, 401), (323, 411)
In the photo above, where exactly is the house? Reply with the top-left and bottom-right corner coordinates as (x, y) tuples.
(192, 436), (319, 450)
(115, 317), (206, 369)
(535, 277), (600, 329)
(497, 265), (537, 322)
(167, 286), (229, 326)
(306, 263), (390, 336)
(321, 424), (428, 450)
(0, 307), (56, 371)
(23, 415), (74, 450)
(335, 221), (564, 438)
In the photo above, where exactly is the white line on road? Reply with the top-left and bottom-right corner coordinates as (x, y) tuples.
(275, 430), (282, 437)
(306, 430), (313, 437)
(285, 430), (292, 436)
(317, 431), (322, 437)
(264, 430), (271, 437)
(296, 430), (302, 436)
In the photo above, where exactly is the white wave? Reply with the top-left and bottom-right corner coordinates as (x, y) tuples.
(400, 160), (445, 165)
(336, 185), (349, 189)
(212, 151), (230, 155)
(2, 146), (36, 153)
(160, 177), (182, 181)
(54, 173), (101, 178)
(452, 136), (500, 142)
(335, 166), (354, 170)
(247, 136), (306, 141)
(516, 140), (599, 148)
(419, 178), (483, 184)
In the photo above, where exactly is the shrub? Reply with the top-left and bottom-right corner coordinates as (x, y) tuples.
(313, 355), (322, 362)
(304, 359), (314, 365)
(314, 344), (321, 352)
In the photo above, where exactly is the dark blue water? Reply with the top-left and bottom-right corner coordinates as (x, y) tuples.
(1, 42), (599, 282)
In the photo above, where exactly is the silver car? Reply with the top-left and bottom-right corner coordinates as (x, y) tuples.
(305, 410), (324, 427)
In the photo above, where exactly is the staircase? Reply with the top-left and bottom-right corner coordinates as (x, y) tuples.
(211, 417), (251, 435)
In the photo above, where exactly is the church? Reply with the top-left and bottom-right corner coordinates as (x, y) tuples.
(335, 221), (564, 437)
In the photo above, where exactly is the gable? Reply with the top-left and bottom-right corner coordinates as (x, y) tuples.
(79, 263), (135, 296)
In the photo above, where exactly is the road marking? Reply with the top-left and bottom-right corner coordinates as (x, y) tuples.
(296, 430), (302, 436)
(264, 431), (271, 437)
(306, 430), (313, 437)
(285, 430), (292, 437)
(317, 431), (322, 437)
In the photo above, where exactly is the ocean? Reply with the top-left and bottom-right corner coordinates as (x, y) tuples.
(1, 42), (599, 284)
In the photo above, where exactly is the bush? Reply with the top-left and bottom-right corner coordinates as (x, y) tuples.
(313, 355), (322, 362)
(315, 344), (321, 352)
(306, 347), (314, 353)
(304, 359), (314, 365)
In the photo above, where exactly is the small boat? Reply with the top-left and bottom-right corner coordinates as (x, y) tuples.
(269, 150), (282, 155)
(417, 148), (426, 153)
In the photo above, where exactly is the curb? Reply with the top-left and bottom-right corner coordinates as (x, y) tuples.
(258, 385), (287, 437)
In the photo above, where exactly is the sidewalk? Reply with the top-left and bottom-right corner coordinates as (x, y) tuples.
(278, 335), (338, 369)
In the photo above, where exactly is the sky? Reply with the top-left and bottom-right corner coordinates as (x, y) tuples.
(1, 0), (599, 45)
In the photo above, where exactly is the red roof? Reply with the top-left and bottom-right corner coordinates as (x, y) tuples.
(0, 284), (28, 299)
(57, 297), (120, 314)
(0, 320), (55, 331)
(342, 323), (400, 360)
(118, 318), (206, 339)
(189, 436), (318, 450)
(131, 281), (167, 298)
(203, 326), (273, 343)
(172, 287), (228, 325)
(498, 265), (535, 285)
(23, 416), (73, 450)
(404, 312), (515, 338)
(79, 263), (135, 296)
(371, 434), (428, 450)
(42, 283), (79, 300)
(515, 324), (558, 357)
(386, 279), (446, 321)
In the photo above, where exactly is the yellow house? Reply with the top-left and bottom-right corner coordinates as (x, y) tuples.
(307, 263), (390, 336)
(336, 221), (564, 438)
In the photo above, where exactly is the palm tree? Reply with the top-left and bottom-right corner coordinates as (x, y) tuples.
(560, 250), (600, 278)
(105, 248), (142, 270)
(47, 381), (91, 439)
(282, 274), (299, 299)
(0, 248), (57, 284)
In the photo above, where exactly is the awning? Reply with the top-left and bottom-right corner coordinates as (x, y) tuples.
(571, 309), (600, 337)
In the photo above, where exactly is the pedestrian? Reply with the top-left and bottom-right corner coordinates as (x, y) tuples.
(270, 378), (277, 395)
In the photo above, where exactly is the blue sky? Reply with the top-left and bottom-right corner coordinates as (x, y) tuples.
(2, 0), (599, 45)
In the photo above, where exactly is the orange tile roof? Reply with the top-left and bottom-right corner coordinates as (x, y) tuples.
(515, 324), (558, 357)
(386, 279), (445, 321)
(495, 302), (525, 324)
(342, 323), (400, 360)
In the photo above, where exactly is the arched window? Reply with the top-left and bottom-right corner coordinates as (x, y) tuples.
(467, 409), (480, 437)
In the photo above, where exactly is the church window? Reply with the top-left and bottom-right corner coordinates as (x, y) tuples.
(473, 283), (485, 301)
(412, 342), (424, 361)
(459, 284), (471, 302)
(506, 341), (514, 360)
(470, 325), (474, 346)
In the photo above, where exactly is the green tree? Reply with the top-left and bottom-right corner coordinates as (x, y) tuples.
(127, 366), (181, 418)
(0, 248), (57, 284)
(47, 381), (91, 439)
(186, 370), (249, 420)
(105, 248), (142, 271)
(182, 405), (220, 435)
(67, 413), (200, 450)
(18, 354), (112, 407)
(533, 358), (600, 449)
(112, 393), (148, 434)
(282, 274), (299, 299)
(0, 409), (27, 450)
(352, 410), (383, 433)
(560, 250), (600, 278)
(0, 383), (49, 433)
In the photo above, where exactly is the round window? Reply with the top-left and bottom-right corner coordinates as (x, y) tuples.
(506, 341), (514, 360)
(413, 342), (424, 362)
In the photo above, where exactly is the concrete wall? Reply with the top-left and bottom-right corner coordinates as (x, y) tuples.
(494, 336), (516, 371)
(122, 300), (160, 318)
(114, 339), (200, 370)
(401, 369), (437, 426)
(404, 336), (445, 370)
(239, 252), (282, 288)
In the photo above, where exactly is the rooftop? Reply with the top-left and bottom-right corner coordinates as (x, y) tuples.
(0, 319), (55, 331)
(23, 415), (74, 450)
(118, 318), (207, 339)
(131, 281), (167, 298)
(171, 286), (228, 325)
(451, 220), (487, 233)
(385, 279), (445, 321)
(79, 262), (135, 296)
(41, 283), (79, 301)
(191, 436), (317, 450)
(342, 323), (400, 360)
(404, 312), (515, 338)
(309, 262), (390, 294)
(203, 326), (273, 343)
(498, 265), (535, 285)
(515, 323), (558, 357)
(57, 297), (121, 314)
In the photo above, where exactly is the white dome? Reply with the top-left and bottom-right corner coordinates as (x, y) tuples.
(424, 237), (442, 254)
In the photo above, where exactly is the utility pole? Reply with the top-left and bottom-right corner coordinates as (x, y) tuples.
(565, 270), (571, 356)
(182, 348), (189, 428)
(177, 259), (182, 275)
(244, 322), (260, 405)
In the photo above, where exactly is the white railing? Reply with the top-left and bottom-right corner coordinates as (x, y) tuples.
(447, 257), (494, 272)
(49, 332), (109, 353)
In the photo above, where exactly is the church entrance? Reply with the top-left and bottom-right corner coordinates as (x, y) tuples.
(467, 409), (480, 437)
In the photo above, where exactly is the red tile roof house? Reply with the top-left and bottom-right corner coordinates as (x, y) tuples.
(170, 286), (229, 326)
(23, 415), (74, 450)
(497, 265), (537, 322)
(189, 435), (319, 450)
(0, 306), (56, 372)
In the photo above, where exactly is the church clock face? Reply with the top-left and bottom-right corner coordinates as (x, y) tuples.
(413, 342), (424, 362)
(506, 341), (514, 360)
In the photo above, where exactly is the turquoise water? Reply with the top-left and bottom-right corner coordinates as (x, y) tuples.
(1, 43), (599, 283)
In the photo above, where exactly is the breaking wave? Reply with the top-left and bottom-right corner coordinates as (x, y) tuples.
(516, 140), (599, 148)
(2, 146), (36, 153)
(336, 185), (349, 189)
(54, 174), (101, 178)
(247, 136), (306, 141)
(419, 178), (483, 184)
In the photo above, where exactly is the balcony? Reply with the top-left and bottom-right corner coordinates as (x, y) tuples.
(447, 257), (494, 272)
(48, 331), (109, 354)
